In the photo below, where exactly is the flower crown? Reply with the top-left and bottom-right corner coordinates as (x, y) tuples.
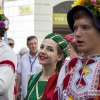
(0, 10), (9, 36)
(71, 0), (100, 17)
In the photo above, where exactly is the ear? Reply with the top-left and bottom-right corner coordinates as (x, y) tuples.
(57, 54), (64, 61)
(69, 42), (72, 48)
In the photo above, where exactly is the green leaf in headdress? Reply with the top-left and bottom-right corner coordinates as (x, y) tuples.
(45, 33), (56, 39)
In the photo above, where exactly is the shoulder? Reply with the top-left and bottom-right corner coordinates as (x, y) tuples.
(67, 57), (78, 73)
(61, 57), (78, 75)
(0, 42), (17, 64)
(28, 71), (42, 86)
(21, 52), (29, 59)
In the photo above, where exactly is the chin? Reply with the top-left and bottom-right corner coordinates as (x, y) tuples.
(39, 61), (46, 65)
(78, 47), (86, 52)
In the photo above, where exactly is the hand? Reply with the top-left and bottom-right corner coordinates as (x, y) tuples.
(16, 92), (21, 100)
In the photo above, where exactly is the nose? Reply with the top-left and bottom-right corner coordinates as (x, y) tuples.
(32, 44), (35, 48)
(74, 27), (82, 38)
(74, 27), (81, 35)
(40, 48), (46, 54)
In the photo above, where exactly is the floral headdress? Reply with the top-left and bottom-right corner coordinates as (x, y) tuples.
(71, 0), (100, 17)
(0, 10), (9, 37)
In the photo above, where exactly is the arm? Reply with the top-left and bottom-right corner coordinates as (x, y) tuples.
(16, 73), (21, 93)
(16, 73), (21, 100)
(0, 66), (14, 94)
(16, 59), (22, 100)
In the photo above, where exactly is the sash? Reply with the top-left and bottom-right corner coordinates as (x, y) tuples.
(24, 71), (42, 100)
(42, 73), (58, 100)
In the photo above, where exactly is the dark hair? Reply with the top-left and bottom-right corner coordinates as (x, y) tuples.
(73, 9), (93, 20)
(27, 36), (37, 44)
(73, 9), (100, 32)
(56, 44), (64, 72)
(8, 38), (15, 44)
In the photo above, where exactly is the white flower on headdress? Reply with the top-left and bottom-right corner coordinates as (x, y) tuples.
(4, 17), (9, 31)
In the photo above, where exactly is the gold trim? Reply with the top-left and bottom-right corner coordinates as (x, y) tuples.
(63, 47), (67, 51)
(28, 80), (47, 100)
(36, 81), (43, 100)
(28, 83), (36, 100)
(38, 79), (48, 81)
(58, 40), (64, 44)
(50, 34), (57, 39)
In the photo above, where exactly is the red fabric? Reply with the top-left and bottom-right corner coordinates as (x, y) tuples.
(63, 74), (70, 90)
(0, 60), (15, 73)
(52, 90), (58, 100)
(42, 73), (58, 100)
(14, 86), (17, 94)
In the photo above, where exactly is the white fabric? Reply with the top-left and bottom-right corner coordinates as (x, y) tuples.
(56, 55), (100, 100)
(0, 40), (17, 100)
(17, 52), (42, 98)
(55, 60), (69, 100)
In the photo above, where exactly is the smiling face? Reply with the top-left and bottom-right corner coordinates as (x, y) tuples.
(27, 38), (38, 54)
(73, 18), (100, 56)
(38, 39), (63, 67)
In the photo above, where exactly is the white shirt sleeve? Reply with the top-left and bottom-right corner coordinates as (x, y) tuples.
(17, 59), (22, 74)
(0, 66), (14, 94)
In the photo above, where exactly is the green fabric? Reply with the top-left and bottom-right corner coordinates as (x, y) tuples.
(28, 81), (47, 100)
(25, 71), (47, 100)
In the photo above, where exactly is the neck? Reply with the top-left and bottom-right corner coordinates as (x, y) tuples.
(0, 36), (2, 40)
(70, 52), (78, 59)
(30, 51), (37, 57)
(70, 48), (78, 59)
(82, 44), (100, 58)
(40, 65), (57, 80)
(83, 50), (100, 58)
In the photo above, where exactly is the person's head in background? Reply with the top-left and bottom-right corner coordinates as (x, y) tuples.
(65, 34), (80, 59)
(8, 38), (15, 49)
(27, 36), (38, 57)
(38, 33), (68, 72)
(18, 47), (29, 57)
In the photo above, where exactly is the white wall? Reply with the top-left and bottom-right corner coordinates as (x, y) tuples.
(4, 0), (35, 53)
(4, 0), (72, 53)
(34, 0), (52, 49)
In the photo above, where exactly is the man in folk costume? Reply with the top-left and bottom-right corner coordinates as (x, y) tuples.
(53, 0), (100, 100)
(0, 10), (17, 100)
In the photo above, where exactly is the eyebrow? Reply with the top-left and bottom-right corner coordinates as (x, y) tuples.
(47, 46), (54, 49)
(41, 44), (54, 49)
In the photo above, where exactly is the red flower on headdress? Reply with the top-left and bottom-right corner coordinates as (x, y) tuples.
(65, 35), (76, 43)
(87, 0), (98, 4)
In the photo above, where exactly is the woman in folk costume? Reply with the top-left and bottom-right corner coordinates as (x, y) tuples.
(24, 33), (68, 100)
(53, 0), (100, 100)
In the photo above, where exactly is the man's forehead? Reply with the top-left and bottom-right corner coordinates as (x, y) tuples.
(8, 39), (14, 43)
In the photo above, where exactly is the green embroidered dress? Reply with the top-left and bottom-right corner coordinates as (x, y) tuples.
(25, 71), (47, 100)
(25, 71), (58, 100)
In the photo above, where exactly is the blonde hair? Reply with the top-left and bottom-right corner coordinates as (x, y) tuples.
(18, 47), (29, 56)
